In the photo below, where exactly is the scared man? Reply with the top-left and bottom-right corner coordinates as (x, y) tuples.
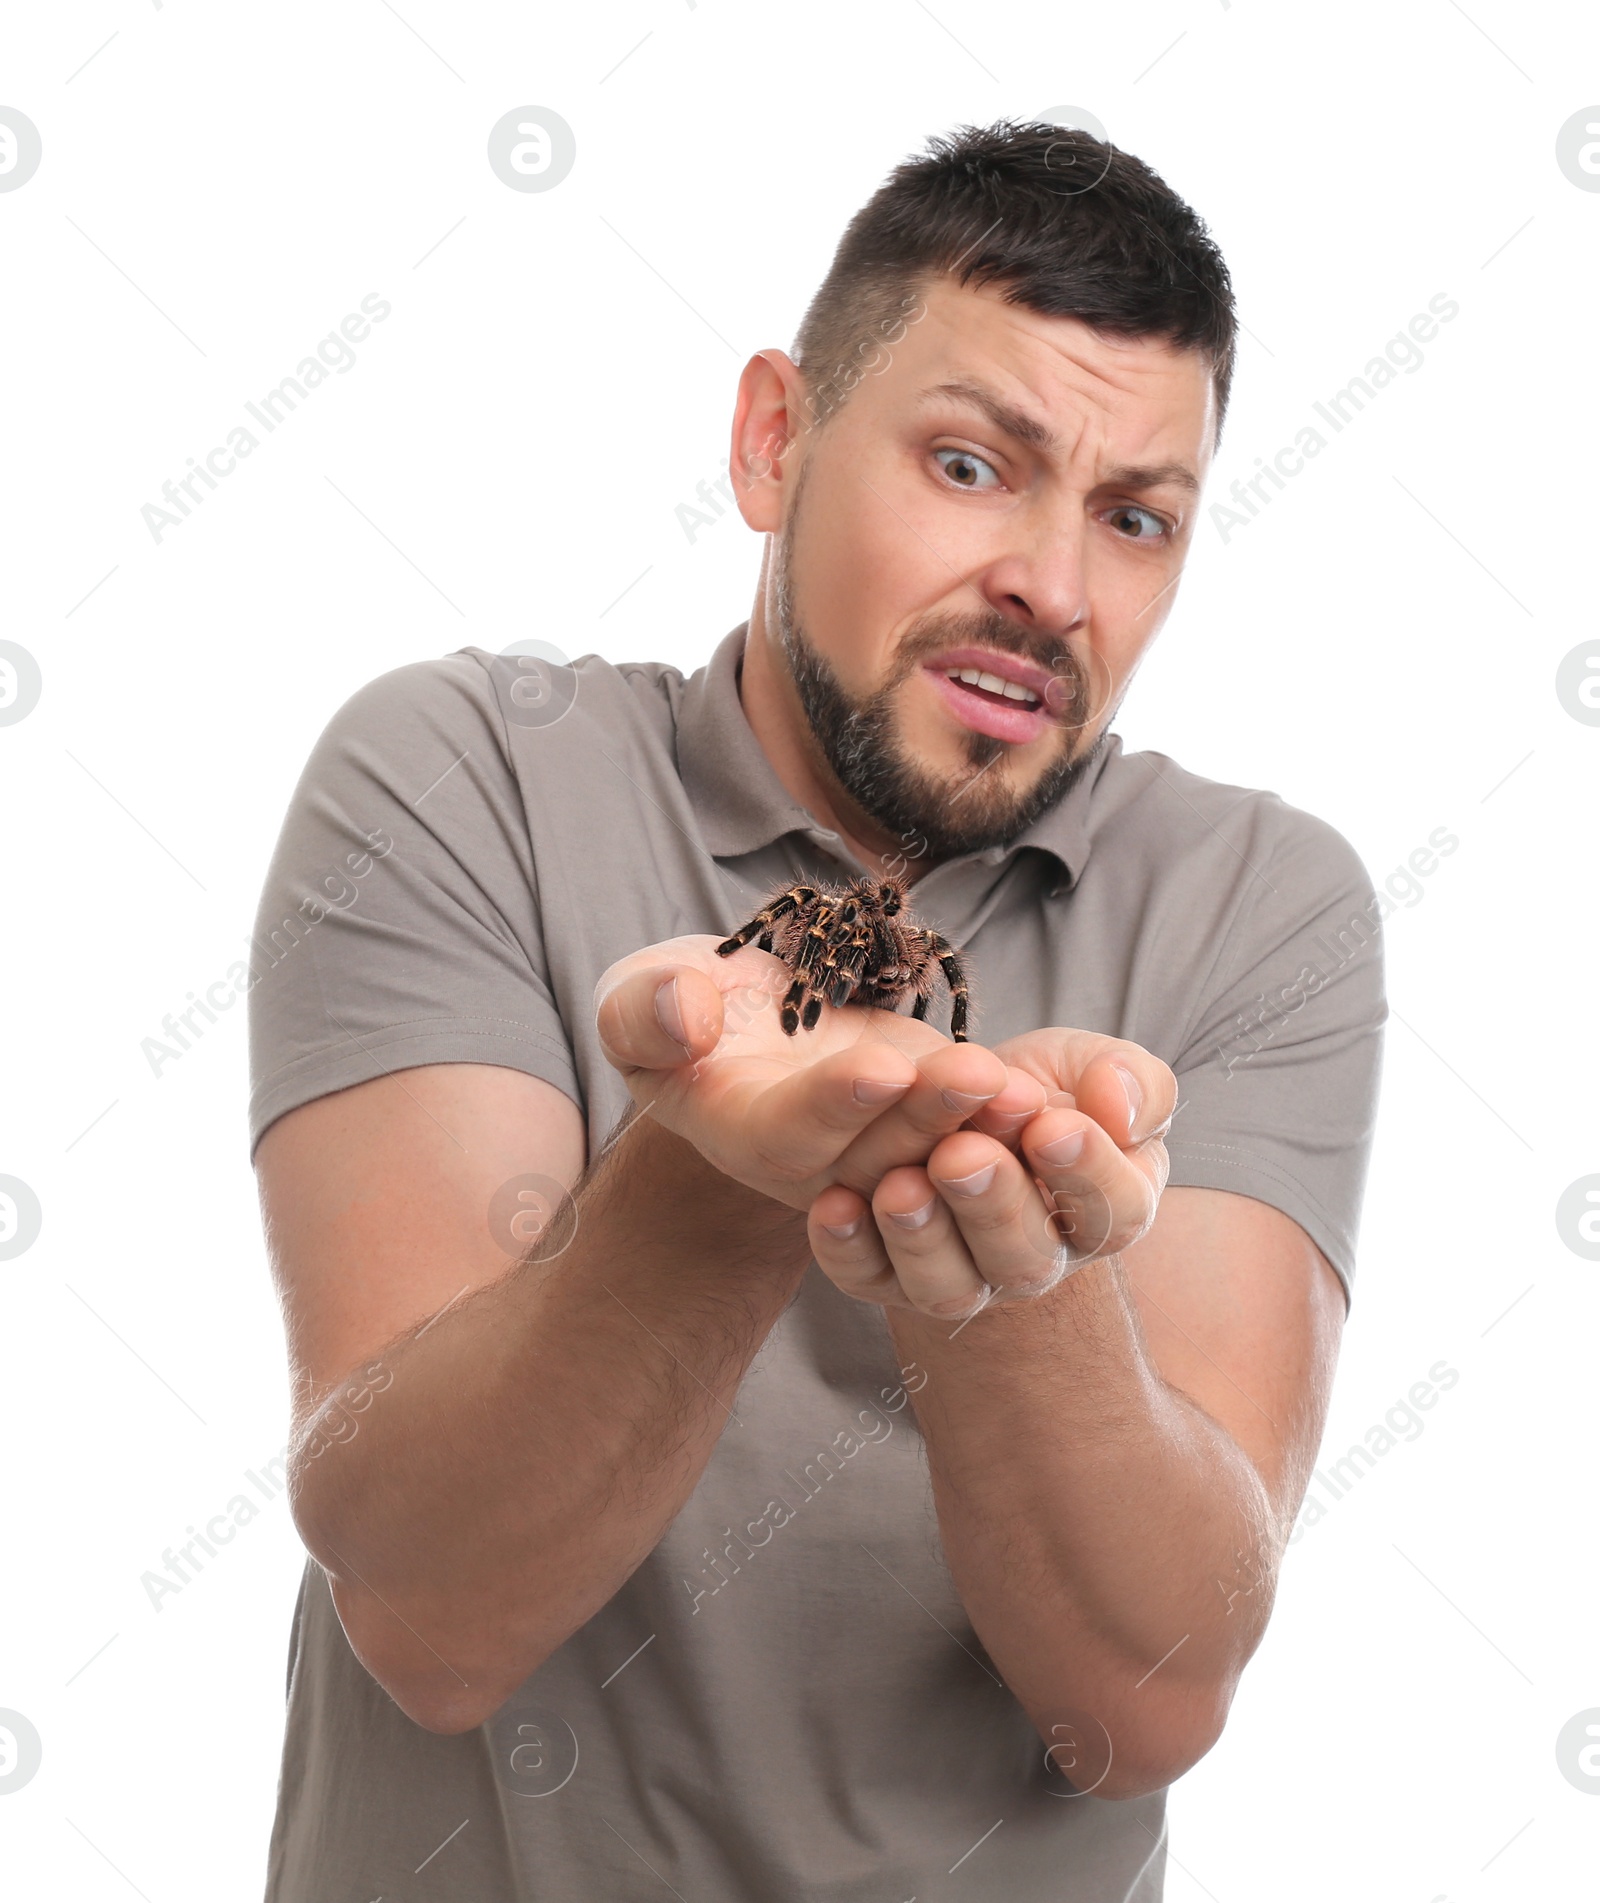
(248, 121), (1385, 1902)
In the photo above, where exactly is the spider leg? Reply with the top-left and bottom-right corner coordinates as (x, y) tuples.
(828, 963), (871, 1008)
(826, 931), (873, 1007)
(716, 885), (818, 958)
(792, 936), (824, 984)
(787, 902), (866, 1031)
(843, 918), (896, 1014)
(804, 901), (868, 1013)
(921, 932), (971, 1041)
(791, 900), (840, 981)
(779, 977), (808, 1037)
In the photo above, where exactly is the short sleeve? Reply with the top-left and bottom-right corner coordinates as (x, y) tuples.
(245, 653), (581, 1156)
(1162, 807), (1388, 1306)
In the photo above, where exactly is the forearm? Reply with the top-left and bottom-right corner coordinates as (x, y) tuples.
(888, 1255), (1277, 1797)
(293, 1110), (811, 1731)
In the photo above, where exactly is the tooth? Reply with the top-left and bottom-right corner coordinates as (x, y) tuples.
(1001, 680), (1035, 702)
(976, 671), (1010, 696)
(958, 667), (982, 684)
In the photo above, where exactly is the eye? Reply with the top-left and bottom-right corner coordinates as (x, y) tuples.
(1106, 503), (1171, 542)
(933, 447), (1003, 491)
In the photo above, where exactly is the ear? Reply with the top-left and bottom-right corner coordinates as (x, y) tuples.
(728, 349), (811, 534)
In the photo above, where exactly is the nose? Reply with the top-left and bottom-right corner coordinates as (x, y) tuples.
(965, 520), (1089, 645)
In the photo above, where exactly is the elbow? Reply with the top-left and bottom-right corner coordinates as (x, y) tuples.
(292, 1504), (546, 1738)
(1080, 1729), (1226, 1803)
(325, 1568), (546, 1736)
(1089, 1747), (1213, 1803)
(395, 1684), (506, 1738)
(287, 1464), (576, 1738)
(1032, 1684), (1232, 1802)
(1108, 1695), (1229, 1799)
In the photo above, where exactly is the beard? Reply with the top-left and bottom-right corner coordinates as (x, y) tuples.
(770, 475), (1106, 862)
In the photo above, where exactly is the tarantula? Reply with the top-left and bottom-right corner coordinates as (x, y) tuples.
(715, 873), (971, 1040)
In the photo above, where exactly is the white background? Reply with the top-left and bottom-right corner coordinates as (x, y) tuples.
(3, 3), (1596, 1899)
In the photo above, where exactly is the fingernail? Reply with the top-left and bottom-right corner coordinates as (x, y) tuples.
(821, 1217), (864, 1240)
(941, 1162), (998, 1197)
(887, 1200), (937, 1229)
(1112, 1063), (1143, 1133)
(853, 1077), (909, 1105)
(1037, 1129), (1087, 1167)
(654, 976), (690, 1051)
(940, 1087), (995, 1114)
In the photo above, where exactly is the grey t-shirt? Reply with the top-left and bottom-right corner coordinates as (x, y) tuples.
(247, 624), (1386, 1902)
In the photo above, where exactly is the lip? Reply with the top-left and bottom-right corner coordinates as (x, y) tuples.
(920, 647), (1065, 745)
(925, 645), (1059, 701)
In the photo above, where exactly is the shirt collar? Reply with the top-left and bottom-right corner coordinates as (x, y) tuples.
(676, 622), (1112, 894)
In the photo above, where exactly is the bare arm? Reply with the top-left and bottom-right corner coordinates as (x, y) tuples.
(263, 1066), (811, 1735)
(260, 937), (1044, 1733)
(883, 1190), (1342, 1799)
(805, 1029), (1345, 1797)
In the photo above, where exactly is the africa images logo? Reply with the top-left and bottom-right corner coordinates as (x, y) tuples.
(0, 107), (42, 193)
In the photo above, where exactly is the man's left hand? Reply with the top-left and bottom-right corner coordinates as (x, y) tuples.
(807, 1029), (1176, 1321)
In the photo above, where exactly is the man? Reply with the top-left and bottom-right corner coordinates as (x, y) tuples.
(248, 122), (1384, 1901)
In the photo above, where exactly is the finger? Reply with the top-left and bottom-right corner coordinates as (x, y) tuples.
(1073, 1042), (1171, 1141)
(1070, 1048), (1178, 1149)
(593, 935), (787, 1072)
(739, 1043), (921, 1187)
(595, 962), (726, 1076)
(964, 1065), (1052, 1150)
(808, 1184), (903, 1307)
(925, 1130), (1072, 1300)
(871, 1165), (992, 1323)
(989, 1030), (1176, 1148)
(831, 1041), (1015, 1191)
(1020, 1107), (1166, 1263)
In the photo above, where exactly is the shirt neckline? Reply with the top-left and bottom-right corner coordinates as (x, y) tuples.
(675, 623), (1113, 894)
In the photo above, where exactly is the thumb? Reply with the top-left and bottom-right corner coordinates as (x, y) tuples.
(595, 962), (725, 1076)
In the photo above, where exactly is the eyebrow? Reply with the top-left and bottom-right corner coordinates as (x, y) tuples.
(916, 377), (1201, 497)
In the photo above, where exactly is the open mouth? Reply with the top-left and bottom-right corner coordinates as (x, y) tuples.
(923, 662), (1053, 745)
(939, 664), (1042, 709)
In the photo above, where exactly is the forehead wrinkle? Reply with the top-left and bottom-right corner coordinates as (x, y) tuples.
(1033, 327), (1214, 480)
(1023, 343), (1208, 493)
(920, 330), (1201, 484)
(862, 282), (1212, 486)
(909, 283), (1166, 422)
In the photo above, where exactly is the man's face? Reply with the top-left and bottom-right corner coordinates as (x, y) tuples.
(766, 276), (1216, 859)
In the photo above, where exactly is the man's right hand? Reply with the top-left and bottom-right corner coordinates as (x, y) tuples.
(595, 934), (1048, 1212)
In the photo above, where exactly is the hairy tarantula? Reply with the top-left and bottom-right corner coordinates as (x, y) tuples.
(715, 873), (972, 1041)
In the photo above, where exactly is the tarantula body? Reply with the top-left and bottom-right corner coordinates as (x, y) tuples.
(715, 873), (971, 1040)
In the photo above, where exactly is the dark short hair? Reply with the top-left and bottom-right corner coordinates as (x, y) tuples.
(793, 120), (1237, 439)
